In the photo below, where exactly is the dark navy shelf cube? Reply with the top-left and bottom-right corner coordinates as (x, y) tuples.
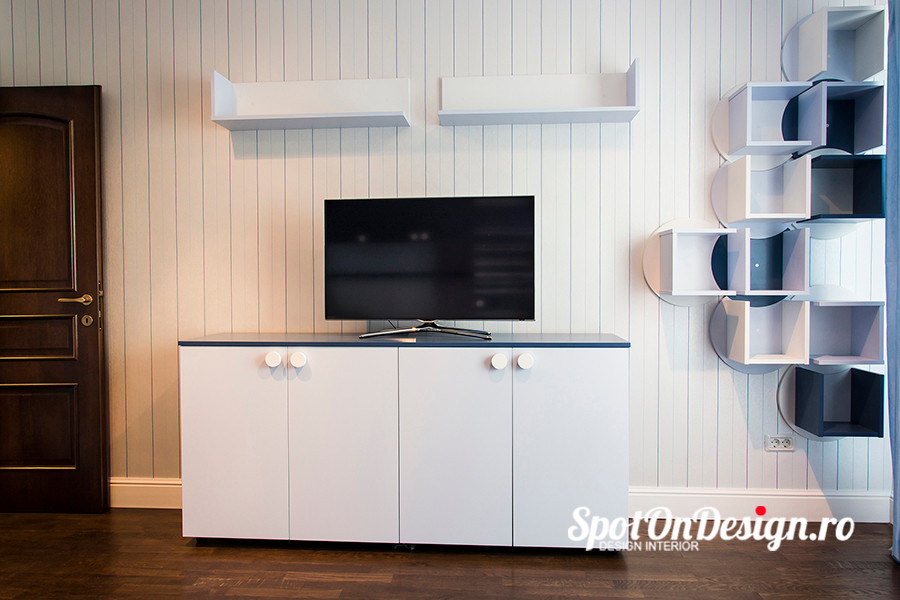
(783, 82), (885, 157)
(795, 367), (884, 437)
(804, 155), (885, 223)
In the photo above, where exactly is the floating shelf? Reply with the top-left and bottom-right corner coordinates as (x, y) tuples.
(791, 81), (885, 156)
(724, 228), (809, 296)
(782, 7), (886, 82)
(809, 302), (884, 365)
(721, 298), (809, 365)
(795, 367), (884, 437)
(711, 155), (811, 228)
(437, 60), (639, 126)
(800, 155), (886, 224)
(658, 228), (736, 296)
(712, 82), (812, 158)
(211, 71), (411, 130)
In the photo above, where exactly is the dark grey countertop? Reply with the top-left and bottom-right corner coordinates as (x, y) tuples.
(179, 332), (630, 348)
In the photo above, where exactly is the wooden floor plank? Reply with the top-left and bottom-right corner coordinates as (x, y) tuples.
(0, 510), (897, 599)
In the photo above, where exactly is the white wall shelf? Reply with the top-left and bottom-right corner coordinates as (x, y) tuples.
(719, 298), (810, 366)
(726, 228), (809, 296)
(782, 7), (886, 82)
(711, 155), (811, 231)
(711, 82), (812, 160)
(437, 60), (639, 126)
(658, 228), (736, 297)
(809, 302), (884, 365)
(211, 71), (411, 130)
(795, 81), (885, 156)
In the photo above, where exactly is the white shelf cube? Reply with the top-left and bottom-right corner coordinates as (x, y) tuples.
(782, 7), (887, 82)
(715, 155), (811, 226)
(809, 302), (884, 365)
(211, 71), (411, 130)
(726, 228), (809, 296)
(722, 298), (810, 365)
(659, 228), (736, 296)
(726, 83), (812, 156)
(438, 60), (640, 125)
(797, 82), (885, 156)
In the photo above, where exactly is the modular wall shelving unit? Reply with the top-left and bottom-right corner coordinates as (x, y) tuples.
(644, 4), (888, 438)
(437, 60), (640, 126)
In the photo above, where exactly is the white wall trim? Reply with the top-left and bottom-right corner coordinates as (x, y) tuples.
(109, 477), (182, 509)
(630, 486), (891, 523)
(110, 478), (891, 523)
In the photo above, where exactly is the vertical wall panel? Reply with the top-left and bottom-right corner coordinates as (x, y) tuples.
(92, 0), (127, 478)
(200, 0), (233, 337)
(5, 0), (888, 497)
(146, 0), (180, 478)
(119, 0), (154, 478)
(256, 0), (288, 334)
(0, 3), (13, 86)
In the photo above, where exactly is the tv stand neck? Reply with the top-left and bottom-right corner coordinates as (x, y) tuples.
(359, 320), (491, 340)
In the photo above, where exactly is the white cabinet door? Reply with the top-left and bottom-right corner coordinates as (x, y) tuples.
(288, 347), (399, 543)
(512, 347), (629, 547)
(399, 347), (513, 545)
(179, 346), (289, 539)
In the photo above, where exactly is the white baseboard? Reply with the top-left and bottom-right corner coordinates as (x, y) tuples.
(109, 478), (891, 523)
(630, 486), (892, 523)
(109, 477), (182, 509)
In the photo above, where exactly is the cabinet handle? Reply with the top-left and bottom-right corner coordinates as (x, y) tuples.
(289, 352), (307, 368)
(264, 351), (283, 368)
(516, 353), (535, 370)
(490, 353), (508, 370)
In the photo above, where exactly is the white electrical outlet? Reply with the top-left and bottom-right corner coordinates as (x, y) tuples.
(765, 435), (794, 452)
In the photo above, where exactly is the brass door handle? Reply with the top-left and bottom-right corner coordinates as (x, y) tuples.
(58, 294), (93, 306)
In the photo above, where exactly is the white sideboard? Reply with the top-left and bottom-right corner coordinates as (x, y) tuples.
(179, 333), (629, 548)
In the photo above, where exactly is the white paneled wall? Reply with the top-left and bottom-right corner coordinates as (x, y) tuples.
(0, 0), (889, 500)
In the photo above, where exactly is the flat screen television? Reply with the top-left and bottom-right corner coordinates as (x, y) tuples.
(325, 196), (534, 336)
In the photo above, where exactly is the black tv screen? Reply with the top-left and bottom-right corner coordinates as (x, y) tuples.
(325, 196), (535, 321)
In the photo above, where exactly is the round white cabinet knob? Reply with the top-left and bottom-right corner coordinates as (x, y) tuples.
(289, 352), (307, 368)
(490, 353), (509, 370)
(264, 351), (283, 368)
(517, 353), (535, 370)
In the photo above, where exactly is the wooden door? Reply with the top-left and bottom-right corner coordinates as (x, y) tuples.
(289, 347), (399, 543)
(0, 86), (107, 512)
(399, 347), (512, 546)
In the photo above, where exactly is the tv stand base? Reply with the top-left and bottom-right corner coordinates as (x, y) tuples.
(360, 321), (491, 340)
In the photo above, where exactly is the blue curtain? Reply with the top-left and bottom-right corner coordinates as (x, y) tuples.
(889, 0), (900, 564)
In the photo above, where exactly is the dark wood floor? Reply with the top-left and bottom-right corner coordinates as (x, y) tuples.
(0, 509), (898, 599)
